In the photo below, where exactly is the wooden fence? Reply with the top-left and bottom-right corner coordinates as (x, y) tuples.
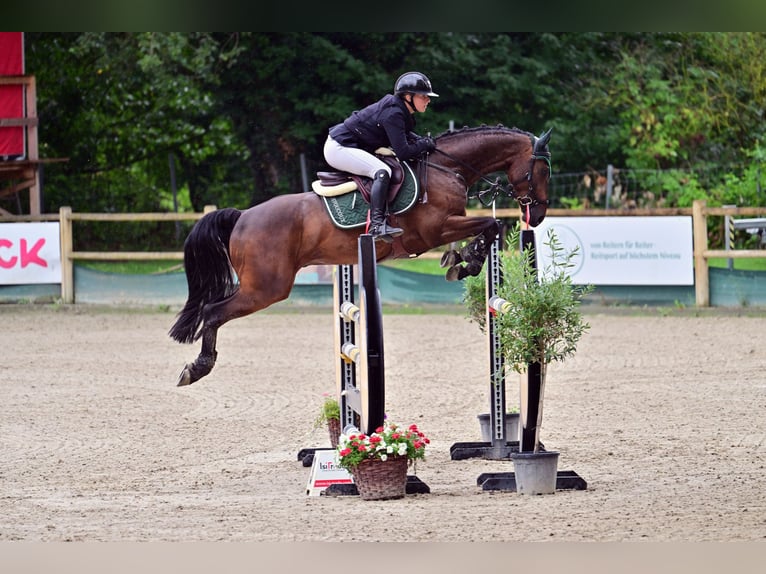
(1, 200), (765, 306)
(56, 205), (217, 303)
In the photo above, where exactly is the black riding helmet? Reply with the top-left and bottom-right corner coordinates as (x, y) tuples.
(394, 72), (439, 98)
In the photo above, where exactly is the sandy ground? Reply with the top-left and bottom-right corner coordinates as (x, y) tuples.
(1, 303), (765, 543)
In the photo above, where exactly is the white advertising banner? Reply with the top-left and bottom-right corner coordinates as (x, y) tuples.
(0, 222), (62, 284)
(532, 217), (694, 285)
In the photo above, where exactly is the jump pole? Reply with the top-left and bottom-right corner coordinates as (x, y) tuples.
(334, 233), (385, 436)
(450, 226), (518, 461)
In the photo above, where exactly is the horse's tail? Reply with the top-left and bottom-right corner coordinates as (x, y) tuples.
(169, 208), (242, 344)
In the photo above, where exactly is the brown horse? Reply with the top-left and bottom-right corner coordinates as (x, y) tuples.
(169, 125), (552, 386)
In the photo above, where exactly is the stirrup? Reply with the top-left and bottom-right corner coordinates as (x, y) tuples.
(369, 222), (402, 243)
(383, 222), (403, 238)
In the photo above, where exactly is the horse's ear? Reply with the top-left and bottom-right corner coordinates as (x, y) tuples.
(535, 128), (552, 153)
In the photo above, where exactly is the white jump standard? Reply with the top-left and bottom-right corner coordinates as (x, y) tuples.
(334, 234), (385, 436)
(299, 234), (428, 495)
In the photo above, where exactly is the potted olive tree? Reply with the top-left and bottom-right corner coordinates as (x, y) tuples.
(464, 223), (593, 493)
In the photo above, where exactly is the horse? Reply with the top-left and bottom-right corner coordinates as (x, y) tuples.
(169, 124), (553, 386)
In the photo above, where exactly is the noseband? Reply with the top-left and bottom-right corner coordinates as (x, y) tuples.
(501, 147), (552, 208)
(430, 135), (552, 208)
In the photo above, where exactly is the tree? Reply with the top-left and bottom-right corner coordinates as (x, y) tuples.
(15, 32), (765, 242)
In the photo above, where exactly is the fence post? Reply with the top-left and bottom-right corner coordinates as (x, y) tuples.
(59, 206), (73, 304)
(692, 199), (709, 307)
(723, 204), (736, 270)
(605, 164), (614, 208)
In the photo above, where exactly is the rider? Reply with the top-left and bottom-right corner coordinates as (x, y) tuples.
(323, 71), (438, 243)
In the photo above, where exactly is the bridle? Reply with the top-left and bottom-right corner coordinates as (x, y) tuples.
(427, 134), (552, 208)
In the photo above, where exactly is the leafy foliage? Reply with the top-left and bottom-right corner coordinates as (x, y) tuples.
(494, 226), (593, 373)
(461, 257), (488, 333)
(313, 395), (340, 429)
(464, 224), (593, 374)
(11, 33), (766, 249)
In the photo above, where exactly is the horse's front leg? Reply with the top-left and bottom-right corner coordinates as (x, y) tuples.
(177, 323), (219, 386)
(444, 236), (489, 281)
(438, 217), (500, 281)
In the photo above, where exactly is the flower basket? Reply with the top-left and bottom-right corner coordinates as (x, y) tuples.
(328, 418), (341, 448)
(336, 421), (429, 500)
(350, 456), (408, 500)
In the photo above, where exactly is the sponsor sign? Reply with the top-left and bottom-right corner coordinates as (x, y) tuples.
(306, 449), (353, 496)
(0, 222), (61, 284)
(533, 216), (694, 285)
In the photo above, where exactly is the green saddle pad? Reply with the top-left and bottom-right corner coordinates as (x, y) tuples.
(320, 162), (419, 229)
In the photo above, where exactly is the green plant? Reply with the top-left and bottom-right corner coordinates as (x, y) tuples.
(313, 395), (340, 430)
(462, 264), (488, 333)
(558, 196), (586, 210)
(336, 422), (430, 471)
(494, 226), (593, 372)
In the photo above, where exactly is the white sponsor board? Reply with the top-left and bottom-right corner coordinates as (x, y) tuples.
(0, 222), (62, 284)
(533, 217), (693, 285)
(306, 449), (354, 496)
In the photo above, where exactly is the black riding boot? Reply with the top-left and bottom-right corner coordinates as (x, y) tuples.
(369, 169), (403, 243)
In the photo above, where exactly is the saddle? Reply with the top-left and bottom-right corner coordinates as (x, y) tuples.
(312, 148), (405, 204)
(312, 150), (420, 231)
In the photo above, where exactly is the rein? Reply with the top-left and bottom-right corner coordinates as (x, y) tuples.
(429, 140), (551, 208)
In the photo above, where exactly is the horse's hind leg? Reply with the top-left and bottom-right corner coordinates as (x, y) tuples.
(177, 272), (296, 386)
(175, 291), (259, 386)
(177, 317), (221, 386)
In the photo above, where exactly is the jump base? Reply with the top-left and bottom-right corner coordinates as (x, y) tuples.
(477, 470), (587, 491)
(322, 475), (430, 496)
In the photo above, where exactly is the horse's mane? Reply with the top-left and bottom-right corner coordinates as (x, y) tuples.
(433, 124), (534, 142)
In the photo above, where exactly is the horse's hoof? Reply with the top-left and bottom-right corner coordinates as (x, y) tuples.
(445, 265), (462, 282)
(440, 250), (459, 268)
(177, 365), (193, 387)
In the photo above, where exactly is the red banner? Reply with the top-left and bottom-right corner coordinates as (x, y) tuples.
(0, 32), (25, 159)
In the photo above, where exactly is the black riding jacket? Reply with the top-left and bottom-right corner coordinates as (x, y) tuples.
(329, 94), (432, 161)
